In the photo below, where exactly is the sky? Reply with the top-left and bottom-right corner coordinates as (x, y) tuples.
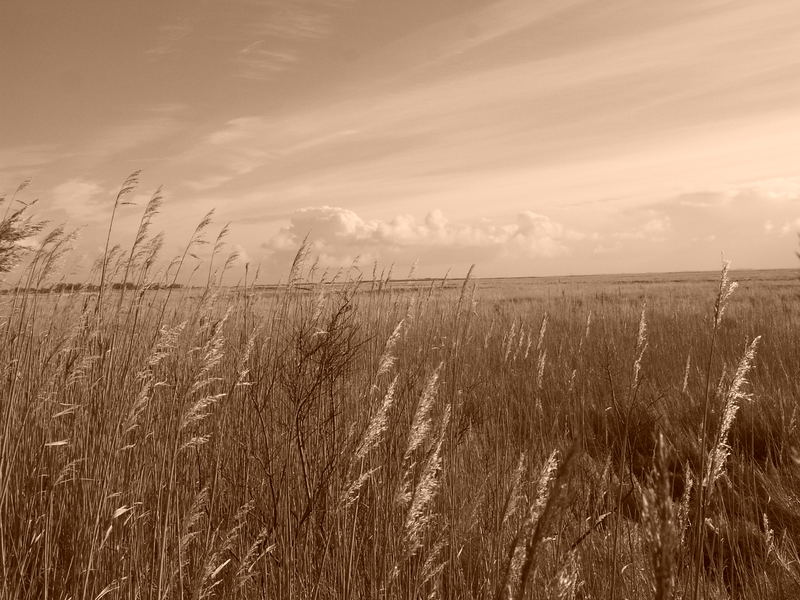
(4, 0), (800, 282)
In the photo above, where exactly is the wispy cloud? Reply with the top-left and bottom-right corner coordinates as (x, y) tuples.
(653, 179), (800, 222)
(231, 0), (354, 80)
(176, 119), (270, 190)
(167, 0), (800, 215)
(0, 144), (63, 185)
(671, 177), (800, 210)
(236, 43), (298, 79)
(81, 116), (182, 160)
(146, 20), (194, 57)
(613, 216), (672, 241)
(248, 5), (334, 41)
(185, 175), (239, 192)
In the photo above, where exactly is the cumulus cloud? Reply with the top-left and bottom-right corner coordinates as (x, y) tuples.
(642, 216), (671, 237)
(760, 214), (800, 237)
(263, 206), (581, 266)
(780, 218), (800, 236)
(233, 244), (250, 265)
(613, 216), (671, 241)
(593, 241), (622, 255)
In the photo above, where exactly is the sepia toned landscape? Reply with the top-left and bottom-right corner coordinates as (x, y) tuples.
(6, 0), (800, 598)
(0, 186), (799, 598)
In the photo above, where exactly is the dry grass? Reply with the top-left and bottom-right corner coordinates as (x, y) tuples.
(1, 183), (800, 599)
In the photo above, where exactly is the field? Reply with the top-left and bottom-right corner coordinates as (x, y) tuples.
(2, 219), (800, 599)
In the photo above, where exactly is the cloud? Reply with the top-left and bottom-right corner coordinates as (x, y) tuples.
(780, 218), (800, 236)
(233, 244), (250, 265)
(231, 0), (355, 80)
(50, 179), (106, 223)
(669, 178), (800, 211)
(0, 145), (63, 187)
(81, 116), (182, 159)
(646, 217), (670, 232)
(737, 177), (800, 202)
(613, 216), (671, 241)
(169, 118), (271, 190)
(236, 43), (298, 79)
(248, 5), (334, 41)
(676, 191), (732, 209)
(185, 175), (238, 192)
(146, 20), (194, 57)
(262, 206), (581, 268)
(593, 241), (622, 255)
(643, 177), (800, 244)
(205, 117), (264, 145)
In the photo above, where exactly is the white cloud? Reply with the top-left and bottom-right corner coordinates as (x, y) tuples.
(643, 217), (671, 235)
(233, 244), (250, 265)
(593, 241), (622, 255)
(205, 117), (263, 145)
(614, 216), (671, 241)
(0, 144), (61, 175)
(780, 218), (800, 236)
(236, 43), (298, 79)
(673, 178), (800, 210)
(249, 5), (334, 41)
(146, 20), (194, 57)
(263, 206), (581, 265)
(83, 117), (181, 158)
(230, 0), (355, 80)
(676, 191), (732, 209)
(185, 175), (237, 192)
(50, 179), (106, 223)
(735, 177), (800, 202)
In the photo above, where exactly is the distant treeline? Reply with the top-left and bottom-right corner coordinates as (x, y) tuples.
(0, 282), (186, 294)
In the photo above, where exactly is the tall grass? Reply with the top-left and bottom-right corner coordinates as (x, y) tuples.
(1, 178), (799, 599)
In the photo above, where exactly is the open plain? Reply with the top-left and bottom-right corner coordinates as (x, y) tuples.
(2, 247), (799, 598)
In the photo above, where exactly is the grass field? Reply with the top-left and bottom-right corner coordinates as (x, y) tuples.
(1, 199), (800, 599)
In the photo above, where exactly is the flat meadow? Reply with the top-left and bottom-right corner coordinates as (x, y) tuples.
(2, 202), (800, 599)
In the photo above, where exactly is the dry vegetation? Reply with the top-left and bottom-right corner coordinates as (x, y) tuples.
(2, 176), (800, 599)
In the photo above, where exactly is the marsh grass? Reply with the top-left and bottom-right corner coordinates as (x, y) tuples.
(1, 177), (800, 599)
